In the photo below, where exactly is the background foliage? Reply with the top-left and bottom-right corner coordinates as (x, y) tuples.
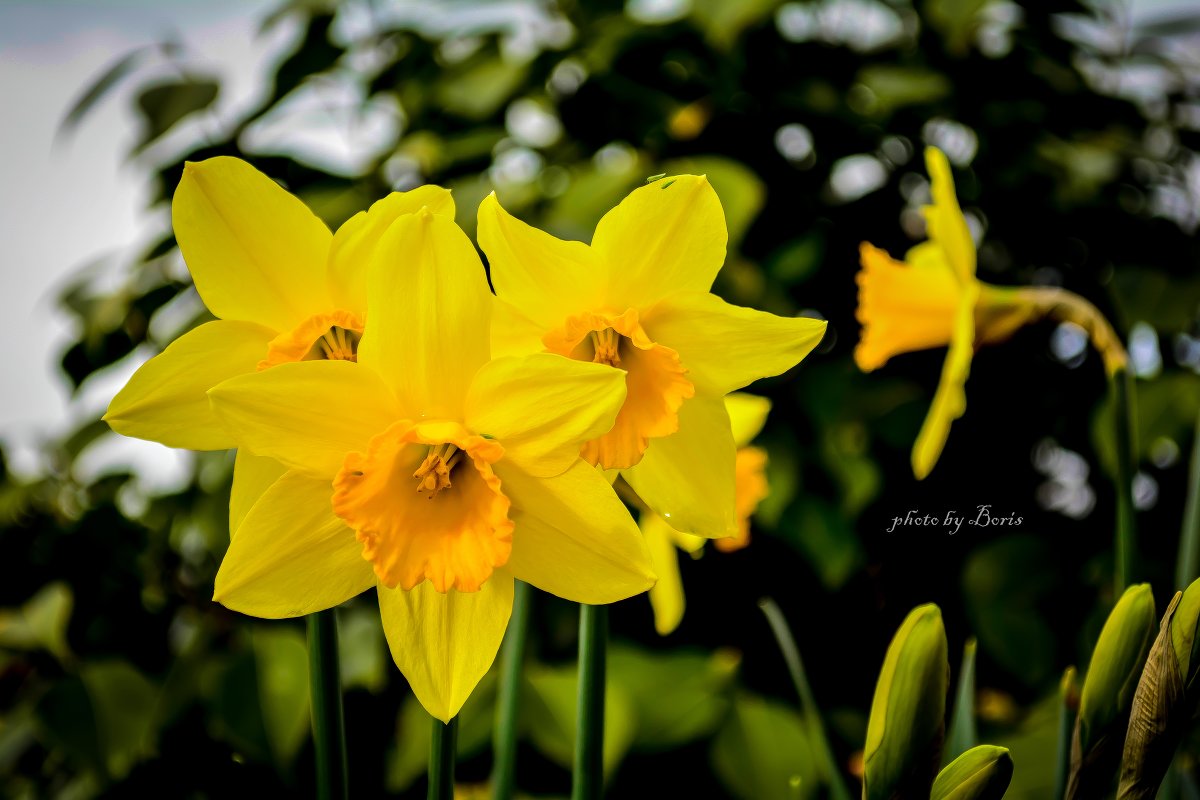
(3, 0), (1200, 797)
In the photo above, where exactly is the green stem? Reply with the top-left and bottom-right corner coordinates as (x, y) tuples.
(758, 598), (851, 800)
(307, 609), (349, 800)
(572, 603), (607, 800)
(429, 716), (458, 800)
(492, 580), (533, 800)
(1053, 667), (1078, 800)
(1113, 367), (1138, 594)
(1175, 411), (1200, 589)
(943, 638), (978, 765)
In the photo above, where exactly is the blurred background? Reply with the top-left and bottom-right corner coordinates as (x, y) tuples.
(2, 0), (1199, 797)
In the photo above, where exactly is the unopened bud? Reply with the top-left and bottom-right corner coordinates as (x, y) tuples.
(931, 745), (1013, 800)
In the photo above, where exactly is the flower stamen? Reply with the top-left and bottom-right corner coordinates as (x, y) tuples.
(413, 443), (460, 498)
(591, 328), (621, 367)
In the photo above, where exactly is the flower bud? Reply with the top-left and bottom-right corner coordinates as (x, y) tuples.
(931, 745), (1014, 800)
(1119, 578), (1200, 799)
(1067, 583), (1156, 799)
(863, 603), (949, 800)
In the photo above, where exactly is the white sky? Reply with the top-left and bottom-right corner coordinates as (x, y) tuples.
(0, 0), (281, 486)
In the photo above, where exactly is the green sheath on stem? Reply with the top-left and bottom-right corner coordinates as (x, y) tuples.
(429, 716), (458, 800)
(1175, 412), (1200, 589)
(492, 580), (532, 800)
(572, 603), (607, 800)
(307, 609), (349, 800)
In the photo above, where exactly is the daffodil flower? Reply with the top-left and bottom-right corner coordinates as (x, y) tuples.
(478, 177), (826, 539)
(643, 393), (771, 635)
(206, 208), (655, 721)
(856, 147), (1128, 479)
(104, 157), (455, 524)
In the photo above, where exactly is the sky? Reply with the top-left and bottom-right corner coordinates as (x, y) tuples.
(0, 0), (282, 487)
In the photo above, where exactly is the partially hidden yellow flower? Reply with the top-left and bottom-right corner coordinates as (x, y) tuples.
(478, 176), (826, 539)
(643, 393), (771, 635)
(103, 157), (454, 528)
(856, 147), (1128, 480)
(205, 207), (655, 721)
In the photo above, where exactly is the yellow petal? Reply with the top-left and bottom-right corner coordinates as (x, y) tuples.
(465, 354), (627, 478)
(327, 185), (456, 311)
(922, 147), (976, 282)
(725, 393), (771, 447)
(173, 157), (332, 331)
(592, 175), (727, 309)
(912, 283), (980, 480)
(104, 319), (275, 450)
(641, 512), (685, 636)
(498, 461), (656, 604)
(230, 450), (287, 537)
(644, 291), (827, 395)
(855, 242), (962, 371)
(358, 208), (491, 418)
(213, 471), (373, 618)
(623, 394), (737, 539)
(491, 298), (550, 358)
(378, 572), (514, 722)
(477, 193), (600, 329)
(208, 360), (400, 479)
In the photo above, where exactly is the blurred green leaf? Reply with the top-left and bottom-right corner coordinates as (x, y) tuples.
(134, 77), (219, 152)
(710, 692), (819, 800)
(523, 662), (636, 777)
(387, 672), (497, 792)
(963, 536), (1058, 685)
(923, 0), (992, 56)
(435, 56), (528, 120)
(0, 582), (73, 662)
(1093, 372), (1200, 477)
(251, 626), (310, 769)
(855, 66), (951, 117)
(609, 644), (741, 750)
(779, 497), (865, 590)
(690, 0), (778, 49)
(337, 604), (387, 693)
(1109, 266), (1200, 334)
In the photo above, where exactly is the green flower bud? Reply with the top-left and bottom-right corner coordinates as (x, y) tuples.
(1119, 578), (1200, 799)
(931, 745), (1014, 800)
(863, 603), (949, 800)
(1067, 583), (1156, 799)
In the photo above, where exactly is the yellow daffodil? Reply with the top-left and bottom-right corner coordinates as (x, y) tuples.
(643, 393), (771, 635)
(103, 157), (453, 524)
(478, 177), (826, 540)
(856, 147), (1128, 480)
(204, 207), (655, 722)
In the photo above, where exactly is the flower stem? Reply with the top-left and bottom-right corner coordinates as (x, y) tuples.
(1175, 411), (1200, 589)
(492, 580), (533, 800)
(1053, 667), (1078, 800)
(1113, 367), (1138, 593)
(572, 603), (607, 800)
(758, 598), (851, 800)
(307, 609), (349, 800)
(429, 716), (458, 800)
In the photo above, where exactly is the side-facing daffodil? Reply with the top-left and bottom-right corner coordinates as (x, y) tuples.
(478, 177), (826, 539)
(206, 207), (656, 721)
(643, 392), (771, 635)
(856, 146), (1128, 479)
(104, 156), (454, 526)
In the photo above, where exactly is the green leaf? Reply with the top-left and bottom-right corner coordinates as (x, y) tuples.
(0, 582), (73, 663)
(1092, 372), (1200, 478)
(336, 604), (387, 693)
(251, 626), (311, 769)
(944, 638), (978, 765)
(710, 692), (819, 800)
(608, 644), (741, 750)
(523, 662), (636, 777)
(134, 78), (219, 153)
(855, 66), (951, 117)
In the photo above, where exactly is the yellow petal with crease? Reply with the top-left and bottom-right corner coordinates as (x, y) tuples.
(214, 471), (373, 617)
(378, 572), (514, 722)
(644, 292), (826, 395)
(208, 360), (399, 479)
(328, 185), (456, 311)
(642, 512), (685, 636)
(477, 193), (600, 328)
(230, 450), (287, 537)
(592, 175), (727, 309)
(104, 319), (275, 450)
(912, 283), (979, 480)
(465, 354), (627, 478)
(173, 157), (332, 331)
(499, 461), (655, 604)
(922, 147), (976, 282)
(358, 208), (491, 418)
(623, 394), (736, 539)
